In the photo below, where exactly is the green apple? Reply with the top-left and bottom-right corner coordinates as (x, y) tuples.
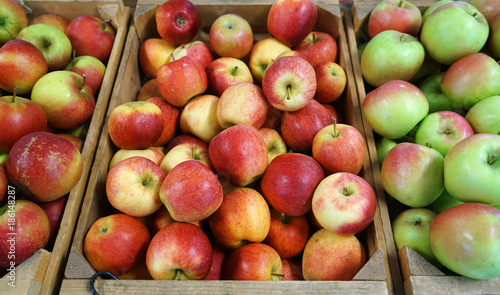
(429, 203), (500, 280)
(381, 142), (444, 207)
(487, 12), (500, 59)
(444, 133), (500, 206)
(421, 0), (455, 24)
(16, 23), (72, 71)
(426, 188), (464, 214)
(465, 95), (500, 134)
(415, 111), (474, 157)
(31, 70), (95, 130)
(361, 30), (425, 87)
(363, 80), (429, 139)
(392, 208), (439, 266)
(420, 1), (489, 65)
(441, 53), (500, 111)
(418, 72), (453, 113)
(376, 137), (398, 166)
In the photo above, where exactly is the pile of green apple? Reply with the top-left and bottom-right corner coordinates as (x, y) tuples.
(0, 0), (117, 274)
(358, 0), (500, 280)
(82, 0), (379, 282)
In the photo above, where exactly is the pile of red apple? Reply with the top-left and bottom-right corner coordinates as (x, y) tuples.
(82, 0), (379, 282)
(0, 0), (117, 274)
(357, 0), (500, 280)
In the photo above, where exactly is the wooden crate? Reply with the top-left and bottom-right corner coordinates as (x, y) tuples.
(0, 1), (131, 294)
(60, 0), (398, 294)
(344, 1), (500, 294)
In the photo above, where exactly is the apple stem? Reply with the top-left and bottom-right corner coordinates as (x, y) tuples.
(285, 85), (292, 100)
(272, 273), (285, 278)
(81, 74), (87, 90)
(231, 66), (239, 76)
(142, 176), (153, 186)
(332, 117), (338, 137)
(312, 32), (317, 43)
(398, 0), (403, 8)
(72, 49), (77, 61)
(174, 269), (183, 280)
(488, 153), (498, 166)
(103, 19), (112, 31)
(170, 53), (176, 62)
(413, 219), (422, 226)
(13, 86), (19, 99)
(280, 212), (290, 224)
(192, 144), (198, 160)
(425, 142), (431, 148)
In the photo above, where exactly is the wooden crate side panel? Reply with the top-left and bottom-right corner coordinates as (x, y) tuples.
(60, 279), (389, 295)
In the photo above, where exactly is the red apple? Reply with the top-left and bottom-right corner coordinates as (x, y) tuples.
(149, 206), (176, 235)
(66, 15), (116, 62)
(0, 90), (47, 152)
(0, 165), (6, 203)
(204, 243), (228, 281)
(293, 31), (338, 67)
(31, 13), (69, 33)
(208, 187), (271, 249)
(280, 98), (333, 152)
(209, 13), (254, 59)
(302, 229), (366, 280)
(314, 61), (346, 104)
(146, 222), (212, 280)
(261, 104), (283, 130)
(206, 57), (253, 97)
(6, 131), (83, 202)
(312, 122), (366, 175)
(138, 38), (175, 78)
(217, 82), (269, 129)
(109, 147), (165, 169)
(157, 55), (207, 107)
(38, 196), (67, 246)
(0, 0), (28, 46)
(321, 103), (343, 123)
(0, 39), (48, 95)
(145, 96), (181, 147)
(164, 134), (208, 154)
(171, 40), (213, 70)
(160, 160), (223, 223)
(137, 78), (163, 101)
(267, 0), (317, 48)
(281, 257), (304, 280)
(57, 133), (83, 152)
(65, 55), (107, 95)
(261, 153), (324, 216)
(264, 209), (310, 259)
(160, 141), (212, 174)
(108, 101), (164, 150)
(0, 200), (50, 269)
(209, 124), (268, 187)
(155, 0), (201, 47)
(470, 0), (500, 23)
(262, 55), (316, 112)
(106, 156), (166, 217)
(84, 214), (151, 276)
(312, 172), (377, 235)
(224, 242), (283, 280)
(367, 0), (422, 38)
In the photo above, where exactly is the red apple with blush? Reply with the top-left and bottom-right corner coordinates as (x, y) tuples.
(155, 0), (201, 47)
(281, 99), (333, 152)
(267, 0), (317, 47)
(264, 208), (310, 259)
(171, 40), (213, 70)
(223, 242), (283, 280)
(294, 31), (338, 67)
(261, 153), (324, 216)
(146, 96), (181, 147)
(139, 38), (175, 78)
